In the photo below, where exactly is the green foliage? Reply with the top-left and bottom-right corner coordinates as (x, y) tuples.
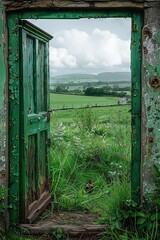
(152, 164), (160, 206)
(51, 228), (66, 240)
(1, 228), (33, 240)
(100, 199), (160, 239)
(55, 85), (68, 93)
(84, 87), (127, 98)
(99, 164), (160, 239)
(50, 106), (131, 215)
(75, 108), (99, 132)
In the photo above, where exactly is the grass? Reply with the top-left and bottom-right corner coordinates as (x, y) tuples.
(2, 97), (132, 239)
(51, 105), (130, 125)
(49, 102), (160, 240)
(50, 93), (119, 109)
(50, 105), (131, 216)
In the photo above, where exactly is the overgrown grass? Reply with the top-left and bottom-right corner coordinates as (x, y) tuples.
(50, 106), (131, 216)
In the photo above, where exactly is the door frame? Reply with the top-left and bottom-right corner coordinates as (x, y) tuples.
(7, 9), (143, 224)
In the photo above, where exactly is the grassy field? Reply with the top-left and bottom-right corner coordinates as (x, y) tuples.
(50, 97), (131, 217)
(50, 93), (119, 109)
(2, 95), (132, 240)
(50, 105), (130, 125)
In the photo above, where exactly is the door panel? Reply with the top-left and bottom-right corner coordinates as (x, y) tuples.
(39, 130), (48, 195)
(27, 134), (37, 206)
(38, 41), (46, 112)
(20, 20), (53, 223)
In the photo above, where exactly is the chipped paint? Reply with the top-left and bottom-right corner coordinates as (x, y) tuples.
(0, 2), (7, 228)
(0, 4), (6, 186)
(142, 6), (160, 196)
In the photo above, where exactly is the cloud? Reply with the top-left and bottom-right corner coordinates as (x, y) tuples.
(50, 28), (130, 75)
(49, 47), (77, 71)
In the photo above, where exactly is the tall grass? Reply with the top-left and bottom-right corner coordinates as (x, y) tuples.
(50, 106), (131, 216)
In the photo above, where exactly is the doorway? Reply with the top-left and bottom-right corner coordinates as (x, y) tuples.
(8, 10), (142, 224)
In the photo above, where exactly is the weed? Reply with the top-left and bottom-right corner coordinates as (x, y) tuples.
(75, 108), (99, 132)
(100, 199), (160, 240)
(51, 228), (67, 240)
(50, 106), (131, 215)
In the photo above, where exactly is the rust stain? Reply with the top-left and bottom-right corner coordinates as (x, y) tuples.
(149, 77), (160, 88)
(143, 46), (148, 54)
(148, 128), (154, 133)
(143, 27), (152, 40)
(148, 148), (152, 156)
(148, 136), (154, 143)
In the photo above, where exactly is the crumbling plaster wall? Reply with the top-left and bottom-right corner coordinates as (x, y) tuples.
(142, 3), (160, 196)
(0, 0), (160, 225)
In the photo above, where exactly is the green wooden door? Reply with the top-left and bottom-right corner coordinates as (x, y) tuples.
(20, 21), (53, 223)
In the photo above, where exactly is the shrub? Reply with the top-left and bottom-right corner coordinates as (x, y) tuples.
(75, 108), (99, 132)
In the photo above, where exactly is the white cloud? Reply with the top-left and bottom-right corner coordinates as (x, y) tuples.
(49, 47), (77, 69)
(50, 28), (130, 75)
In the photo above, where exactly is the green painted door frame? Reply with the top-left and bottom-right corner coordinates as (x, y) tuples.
(7, 9), (143, 224)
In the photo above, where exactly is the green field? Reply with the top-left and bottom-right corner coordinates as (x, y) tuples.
(50, 92), (131, 218)
(48, 94), (136, 239)
(50, 93), (119, 109)
(50, 105), (130, 125)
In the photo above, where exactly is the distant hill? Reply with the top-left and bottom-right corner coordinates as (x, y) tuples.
(51, 74), (97, 84)
(97, 72), (131, 82)
(51, 72), (131, 85)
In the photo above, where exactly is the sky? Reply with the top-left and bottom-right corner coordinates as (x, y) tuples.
(29, 18), (131, 76)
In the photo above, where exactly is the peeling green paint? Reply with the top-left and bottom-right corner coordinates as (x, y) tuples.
(7, 9), (142, 223)
(0, 3), (6, 186)
(0, 2), (6, 228)
(131, 14), (142, 202)
(8, 14), (20, 224)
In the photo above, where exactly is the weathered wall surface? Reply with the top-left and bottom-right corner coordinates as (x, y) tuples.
(0, 2), (7, 228)
(2, 0), (144, 10)
(0, 3), (6, 187)
(142, 4), (160, 195)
